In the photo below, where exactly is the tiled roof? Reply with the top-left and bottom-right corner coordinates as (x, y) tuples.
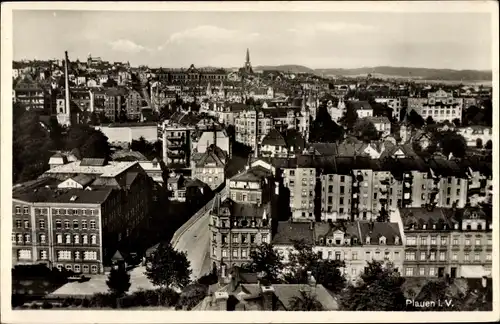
(229, 201), (271, 219)
(13, 186), (113, 205)
(358, 221), (402, 245)
(230, 165), (272, 182)
(272, 221), (314, 246)
(348, 100), (372, 110)
(399, 207), (455, 228)
(195, 145), (227, 167)
(261, 128), (286, 147)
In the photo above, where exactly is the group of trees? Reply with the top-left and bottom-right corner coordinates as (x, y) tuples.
(13, 103), (112, 183)
(309, 104), (344, 143)
(130, 137), (162, 160)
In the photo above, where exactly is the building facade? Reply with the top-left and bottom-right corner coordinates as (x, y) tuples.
(408, 89), (464, 122)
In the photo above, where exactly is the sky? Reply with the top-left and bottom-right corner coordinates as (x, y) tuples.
(13, 10), (493, 70)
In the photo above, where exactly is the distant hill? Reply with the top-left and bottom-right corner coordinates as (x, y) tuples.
(251, 65), (491, 81)
(315, 66), (492, 81)
(254, 65), (315, 74)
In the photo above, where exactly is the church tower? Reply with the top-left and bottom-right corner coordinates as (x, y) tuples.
(243, 48), (253, 74)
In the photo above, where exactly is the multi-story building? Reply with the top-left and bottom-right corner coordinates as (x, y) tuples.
(449, 206), (493, 278)
(125, 89), (144, 121)
(408, 89), (464, 122)
(348, 101), (373, 118)
(399, 206), (492, 279)
(235, 109), (273, 154)
(272, 220), (404, 282)
(364, 116), (391, 138)
(12, 159), (153, 274)
(209, 165), (274, 271)
(162, 124), (193, 167)
(14, 78), (48, 112)
(191, 144), (227, 190)
(374, 97), (403, 121)
(104, 88), (126, 122)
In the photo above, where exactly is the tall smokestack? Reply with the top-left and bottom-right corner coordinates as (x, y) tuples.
(254, 108), (259, 158)
(64, 51), (71, 124)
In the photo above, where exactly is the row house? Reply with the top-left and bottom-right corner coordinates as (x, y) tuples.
(104, 88), (127, 122)
(209, 165), (275, 272)
(125, 89), (144, 121)
(374, 97), (403, 121)
(457, 126), (493, 148)
(14, 78), (49, 112)
(161, 123), (193, 168)
(235, 109), (273, 154)
(399, 206), (492, 279)
(272, 220), (404, 282)
(408, 89), (464, 122)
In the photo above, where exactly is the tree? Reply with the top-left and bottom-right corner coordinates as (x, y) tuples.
(425, 116), (435, 125)
(106, 266), (131, 297)
(439, 131), (467, 158)
(415, 278), (465, 311)
(241, 243), (284, 283)
(339, 104), (358, 130)
(289, 289), (324, 311)
(309, 104), (344, 143)
(476, 138), (483, 149)
(48, 116), (64, 149)
(66, 124), (111, 159)
(485, 140), (492, 150)
(145, 243), (191, 290)
(283, 240), (346, 294)
(353, 119), (379, 142)
(339, 261), (407, 311)
(407, 110), (425, 129)
(452, 118), (461, 127)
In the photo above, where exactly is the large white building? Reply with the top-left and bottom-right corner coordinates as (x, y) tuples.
(408, 89), (464, 122)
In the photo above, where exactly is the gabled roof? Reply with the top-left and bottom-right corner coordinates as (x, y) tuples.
(195, 145), (227, 167)
(261, 128), (286, 147)
(358, 221), (402, 245)
(230, 165), (272, 182)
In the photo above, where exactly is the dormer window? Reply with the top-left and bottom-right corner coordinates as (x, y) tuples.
(454, 224), (459, 229)
(422, 224), (427, 229)
(432, 224), (436, 229)
(353, 238), (358, 244)
(366, 237), (371, 244)
(379, 237), (386, 245)
(395, 236), (400, 245)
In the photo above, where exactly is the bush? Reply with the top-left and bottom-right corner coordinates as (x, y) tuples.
(41, 301), (53, 309)
(158, 287), (180, 307)
(81, 298), (90, 308)
(29, 303), (40, 309)
(89, 293), (115, 308)
(176, 284), (208, 310)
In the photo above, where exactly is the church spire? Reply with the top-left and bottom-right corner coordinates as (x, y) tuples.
(246, 48), (250, 64)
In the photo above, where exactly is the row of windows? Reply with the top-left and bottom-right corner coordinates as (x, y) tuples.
(217, 233), (268, 244)
(56, 264), (99, 273)
(14, 219), (97, 230)
(406, 251), (447, 261)
(214, 248), (249, 259)
(56, 234), (98, 245)
(57, 250), (97, 261)
(406, 236), (492, 246)
(14, 207), (98, 216)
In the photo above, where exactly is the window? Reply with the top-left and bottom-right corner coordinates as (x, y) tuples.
(420, 237), (427, 245)
(262, 234), (268, 243)
(429, 268), (436, 276)
(420, 252), (426, 260)
(335, 252), (341, 260)
(474, 253), (480, 261)
(232, 249), (238, 258)
(384, 251), (390, 260)
(65, 234), (71, 244)
(406, 252), (416, 261)
(15, 220), (22, 228)
(24, 220), (30, 229)
(475, 238), (481, 246)
(464, 253), (470, 261)
(40, 234), (46, 244)
(56, 234), (63, 244)
(430, 252), (436, 261)
(91, 235), (97, 245)
(56, 220), (62, 229)
(82, 220), (87, 229)
(406, 236), (416, 245)
(394, 251), (400, 259)
(488, 237), (492, 245)
(15, 206), (21, 214)
(453, 238), (459, 245)
(73, 235), (80, 244)
(40, 250), (47, 260)
(73, 221), (79, 229)
(232, 234), (238, 243)
(431, 237), (437, 245)
(57, 250), (71, 260)
(64, 220), (70, 229)
(340, 186), (345, 194)
(441, 237), (447, 245)
(486, 253), (492, 261)
(340, 176), (345, 182)
(74, 251), (81, 260)
(452, 252), (458, 260)
(222, 249), (227, 258)
(91, 265), (98, 273)
(38, 220), (45, 229)
(465, 239), (470, 246)
(84, 251), (97, 260)
(24, 234), (30, 243)
(419, 268), (425, 276)
(439, 252), (446, 261)
(82, 235), (88, 244)
(18, 249), (32, 260)
(90, 221), (96, 229)
(365, 251), (371, 260)
(23, 207), (29, 214)
(405, 267), (414, 276)
(74, 265), (81, 273)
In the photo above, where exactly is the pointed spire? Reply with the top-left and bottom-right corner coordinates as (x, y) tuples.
(246, 48), (250, 64)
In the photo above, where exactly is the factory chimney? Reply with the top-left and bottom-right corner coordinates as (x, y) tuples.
(64, 51), (71, 126)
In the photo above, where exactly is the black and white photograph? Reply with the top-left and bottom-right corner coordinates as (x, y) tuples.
(1, 1), (498, 322)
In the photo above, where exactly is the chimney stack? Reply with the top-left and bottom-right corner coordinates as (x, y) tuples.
(64, 51), (71, 125)
(260, 285), (275, 311)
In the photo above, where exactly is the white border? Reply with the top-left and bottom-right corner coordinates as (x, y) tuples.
(1, 1), (499, 323)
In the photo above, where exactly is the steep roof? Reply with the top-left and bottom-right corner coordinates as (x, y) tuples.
(261, 128), (286, 146)
(195, 145), (227, 167)
(272, 222), (314, 246)
(358, 221), (402, 245)
(230, 165), (272, 182)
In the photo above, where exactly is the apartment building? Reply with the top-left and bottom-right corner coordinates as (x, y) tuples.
(408, 89), (464, 122)
(374, 97), (403, 121)
(457, 126), (492, 148)
(364, 116), (391, 138)
(235, 109), (273, 153)
(210, 165), (274, 271)
(12, 162), (153, 274)
(449, 206), (493, 278)
(272, 220), (404, 282)
(162, 125), (192, 167)
(104, 88), (126, 122)
(125, 89), (144, 121)
(14, 78), (48, 112)
(399, 206), (492, 279)
(191, 144), (227, 190)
